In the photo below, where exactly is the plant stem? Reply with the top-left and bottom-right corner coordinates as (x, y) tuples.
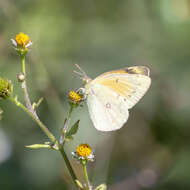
(9, 97), (58, 146)
(64, 103), (74, 132)
(82, 161), (90, 190)
(20, 55), (37, 116)
(59, 104), (80, 189)
(10, 97), (79, 188)
(21, 54), (26, 74)
(68, 103), (74, 118)
(17, 55), (57, 145)
(17, 53), (80, 189)
(59, 146), (79, 189)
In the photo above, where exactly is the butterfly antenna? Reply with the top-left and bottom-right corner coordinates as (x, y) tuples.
(74, 64), (91, 83)
(75, 64), (87, 76)
(73, 70), (83, 79)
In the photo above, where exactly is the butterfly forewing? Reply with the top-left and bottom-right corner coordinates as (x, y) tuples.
(91, 74), (151, 109)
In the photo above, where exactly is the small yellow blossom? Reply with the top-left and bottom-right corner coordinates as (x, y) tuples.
(15, 32), (31, 47)
(76, 144), (92, 158)
(72, 143), (94, 162)
(11, 32), (32, 55)
(69, 90), (82, 103)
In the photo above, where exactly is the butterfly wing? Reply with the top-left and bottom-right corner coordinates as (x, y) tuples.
(90, 66), (151, 109)
(87, 83), (129, 131)
(85, 66), (151, 131)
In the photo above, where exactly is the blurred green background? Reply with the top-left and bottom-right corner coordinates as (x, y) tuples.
(0, 0), (190, 189)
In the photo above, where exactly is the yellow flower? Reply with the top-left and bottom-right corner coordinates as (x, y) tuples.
(69, 90), (83, 104)
(72, 143), (94, 162)
(76, 144), (92, 158)
(11, 32), (32, 54)
(15, 32), (31, 48)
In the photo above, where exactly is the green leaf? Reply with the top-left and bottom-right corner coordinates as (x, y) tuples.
(95, 184), (107, 190)
(66, 120), (80, 137)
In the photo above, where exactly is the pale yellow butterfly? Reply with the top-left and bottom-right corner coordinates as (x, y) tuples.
(74, 65), (151, 131)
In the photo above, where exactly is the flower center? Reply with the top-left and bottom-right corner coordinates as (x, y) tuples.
(76, 144), (92, 157)
(69, 91), (82, 103)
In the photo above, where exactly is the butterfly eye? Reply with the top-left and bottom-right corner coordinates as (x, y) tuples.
(76, 88), (85, 95)
(76, 88), (87, 100)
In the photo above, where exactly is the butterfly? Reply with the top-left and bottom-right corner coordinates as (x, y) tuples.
(74, 65), (151, 131)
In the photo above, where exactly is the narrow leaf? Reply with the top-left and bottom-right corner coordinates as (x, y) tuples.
(25, 144), (52, 149)
(66, 120), (80, 137)
(32, 97), (44, 110)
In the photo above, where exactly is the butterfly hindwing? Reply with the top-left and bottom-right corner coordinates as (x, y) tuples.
(87, 83), (129, 131)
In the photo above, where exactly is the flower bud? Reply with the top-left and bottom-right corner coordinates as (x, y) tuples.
(17, 73), (25, 82)
(0, 78), (13, 99)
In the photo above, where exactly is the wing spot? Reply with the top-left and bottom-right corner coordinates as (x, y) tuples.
(106, 103), (111, 109)
(116, 79), (119, 83)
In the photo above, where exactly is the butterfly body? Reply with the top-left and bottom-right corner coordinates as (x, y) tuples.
(76, 65), (151, 131)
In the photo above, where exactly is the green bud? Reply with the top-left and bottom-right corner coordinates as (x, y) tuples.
(0, 78), (13, 99)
